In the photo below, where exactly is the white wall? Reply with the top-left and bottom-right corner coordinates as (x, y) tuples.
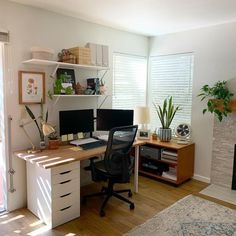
(149, 22), (236, 183)
(0, 0), (148, 210)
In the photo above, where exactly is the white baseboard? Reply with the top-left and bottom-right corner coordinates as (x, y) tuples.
(193, 174), (211, 183)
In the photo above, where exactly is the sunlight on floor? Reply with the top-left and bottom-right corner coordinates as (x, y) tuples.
(0, 214), (24, 224)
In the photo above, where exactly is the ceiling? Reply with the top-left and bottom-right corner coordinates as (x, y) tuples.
(9, 0), (236, 36)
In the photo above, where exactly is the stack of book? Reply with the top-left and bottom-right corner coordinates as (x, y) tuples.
(161, 149), (177, 163)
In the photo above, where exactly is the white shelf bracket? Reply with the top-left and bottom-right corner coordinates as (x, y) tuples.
(51, 64), (59, 77)
(98, 95), (109, 108)
(53, 96), (60, 106)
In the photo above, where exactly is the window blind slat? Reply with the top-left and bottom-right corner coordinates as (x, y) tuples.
(149, 53), (193, 131)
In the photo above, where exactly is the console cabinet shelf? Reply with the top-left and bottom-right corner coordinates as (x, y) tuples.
(139, 140), (194, 185)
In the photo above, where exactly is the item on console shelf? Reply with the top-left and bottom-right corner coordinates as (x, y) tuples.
(162, 167), (177, 181)
(31, 47), (54, 60)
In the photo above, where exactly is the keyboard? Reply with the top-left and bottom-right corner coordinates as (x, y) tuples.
(79, 140), (107, 150)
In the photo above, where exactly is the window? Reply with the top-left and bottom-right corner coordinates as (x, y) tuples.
(149, 53), (193, 131)
(112, 53), (147, 109)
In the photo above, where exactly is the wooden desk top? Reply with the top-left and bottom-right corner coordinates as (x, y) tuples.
(14, 140), (146, 169)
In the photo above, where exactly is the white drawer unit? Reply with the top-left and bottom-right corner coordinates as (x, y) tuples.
(27, 161), (80, 228)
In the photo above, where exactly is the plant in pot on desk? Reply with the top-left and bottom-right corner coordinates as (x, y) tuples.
(48, 130), (60, 150)
(153, 96), (180, 142)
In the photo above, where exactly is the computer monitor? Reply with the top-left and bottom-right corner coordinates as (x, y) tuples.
(59, 109), (94, 135)
(96, 109), (134, 131)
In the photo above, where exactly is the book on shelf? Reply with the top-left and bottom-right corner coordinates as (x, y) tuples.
(161, 154), (177, 161)
(161, 157), (177, 164)
(162, 149), (177, 157)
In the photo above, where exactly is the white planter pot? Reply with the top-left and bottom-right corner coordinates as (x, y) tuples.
(158, 128), (172, 142)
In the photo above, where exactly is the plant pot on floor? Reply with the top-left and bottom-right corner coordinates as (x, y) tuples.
(48, 139), (60, 150)
(158, 128), (172, 142)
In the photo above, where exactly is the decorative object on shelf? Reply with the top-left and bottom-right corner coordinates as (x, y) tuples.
(31, 47), (54, 60)
(154, 96), (180, 142)
(19, 71), (45, 104)
(152, 128), (158, 140)
(86, 78), (100, 95)
(21, 103), (55, 153)
(175, 123), (192, 144)
(135, 106), (151, 140)
(99, 78), (107, 95)
(198, 80), (234, 121)
(58, 49), (76, 64)
(75, 82), (86, 95)
(56, 68), (76, 95)
(68, 47), (91, 65)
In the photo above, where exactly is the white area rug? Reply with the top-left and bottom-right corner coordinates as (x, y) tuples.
(200, 184), (236, 205)
(124, 195), (236, 236)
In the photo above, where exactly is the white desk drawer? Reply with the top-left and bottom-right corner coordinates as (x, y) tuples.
(52, 178), (79, 198)
(52, 168), (79, 185)
(52, 202), (80, 228)
(52, 161), (80, 175)
(52, 190), (79, 212)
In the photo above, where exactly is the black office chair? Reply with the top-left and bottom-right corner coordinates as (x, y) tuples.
(83, 125), (138, 216)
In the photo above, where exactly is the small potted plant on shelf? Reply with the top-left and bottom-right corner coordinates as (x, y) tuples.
(48, 130), (60, 150)
(198, 80), (234, 121)
(153, 96), (180, 142)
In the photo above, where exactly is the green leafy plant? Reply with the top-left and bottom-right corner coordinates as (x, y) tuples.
(153, 96), (180, 129)
(25, 100), (48, 141)
(198, 80), (234, 121)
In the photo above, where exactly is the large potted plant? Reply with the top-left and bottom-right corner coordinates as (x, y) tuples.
(198, 80), (234, 121)
(154, 96), (180, 142)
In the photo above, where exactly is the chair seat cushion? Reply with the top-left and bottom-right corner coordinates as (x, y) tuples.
(93, 156), (134, 182)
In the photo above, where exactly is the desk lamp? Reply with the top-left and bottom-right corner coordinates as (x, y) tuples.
(134, 106), (150, 139)
(20, 119), (55, 153)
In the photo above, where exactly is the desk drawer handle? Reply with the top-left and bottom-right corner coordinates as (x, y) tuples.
(59, 170), (71, 175)
(60, 193), (72, 198)
(60, 205), (72, 211)
(60, 180), (71, 184)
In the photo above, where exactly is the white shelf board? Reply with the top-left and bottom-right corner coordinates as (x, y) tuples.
(23, 59), (109, 71)
(52, 94), (108, 97)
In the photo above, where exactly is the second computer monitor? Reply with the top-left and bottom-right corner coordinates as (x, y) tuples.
(96, 109), (134, 131)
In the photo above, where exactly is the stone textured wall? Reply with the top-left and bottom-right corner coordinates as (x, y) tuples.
(211, 113), (236, 188)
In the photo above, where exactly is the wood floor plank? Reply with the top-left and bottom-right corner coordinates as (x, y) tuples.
(1, 176), (230, 236)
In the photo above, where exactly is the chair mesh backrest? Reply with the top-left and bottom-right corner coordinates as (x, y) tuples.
(104, 125), (138, 182)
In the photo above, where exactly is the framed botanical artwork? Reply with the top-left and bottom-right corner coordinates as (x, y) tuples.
(19, 71), (45, 104)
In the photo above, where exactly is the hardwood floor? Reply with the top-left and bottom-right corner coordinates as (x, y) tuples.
(1, 176), (235, 236)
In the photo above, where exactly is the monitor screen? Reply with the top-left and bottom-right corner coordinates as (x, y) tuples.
(96, 109), (134, 131)
(59, 109), (94, 135)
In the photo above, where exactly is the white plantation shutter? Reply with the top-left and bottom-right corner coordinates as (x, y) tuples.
(112, 53), (147, 109)
(149, 53), (193, 131)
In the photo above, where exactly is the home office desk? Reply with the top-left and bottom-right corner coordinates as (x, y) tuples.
(14, 140), (145, 228)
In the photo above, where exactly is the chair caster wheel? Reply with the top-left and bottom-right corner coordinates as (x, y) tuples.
(128, 191), (132, 197)
(100, 210), (105, 217)
(130, 203), (135, 210)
